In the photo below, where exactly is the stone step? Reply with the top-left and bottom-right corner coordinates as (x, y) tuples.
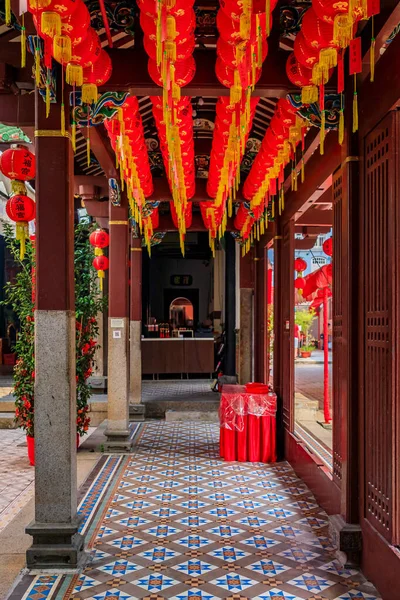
(0, 412), (17, 428)
(165, 409), (219, 423)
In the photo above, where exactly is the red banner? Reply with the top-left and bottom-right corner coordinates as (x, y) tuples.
(349, 37), (362, 75)
(337, 50), (344, 94)
(368, 0), (380, 16)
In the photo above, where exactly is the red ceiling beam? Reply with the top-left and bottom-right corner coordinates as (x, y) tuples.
(296, 207), (333, 227)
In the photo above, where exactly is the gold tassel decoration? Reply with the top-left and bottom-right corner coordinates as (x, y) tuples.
(319, 47), (337, 69)
(333, 14), (353, 49)
(82, 83), (98, 104)
(16, 223), (28, 261)
(98, 270), (104, 291)
(21, 14), (26, 68)
(11, 180), (26, 195)
(66, 64), (83, 86)
(35, 46), (41, 86)
(5, 0), (11, 25)
(71, 122), (76, 152)
(41, 11), (61, 37)
(165, 40), (176, 61)
(61, 102), (66, 136)
(370, 17), (375, 83)
(301, 85), (318, 104)
(166, 15), (176, 39)
(265, 0), (270, 36)
(353, 74), (358, 133)
(301, 156), (305, 183)
(53, 34), (71, 64)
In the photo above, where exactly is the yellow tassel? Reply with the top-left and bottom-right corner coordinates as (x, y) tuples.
(338, 109), (344, 145)
(301, 158), (305, 183)
(320, 110), (325, 155)
(87, 132), (91, 167)
(16, 223), (28, 261)
(256, 15), (262, 69)
(370, 38), (375, 83)
(333, 14), (353, 49)
(94, 247), (103, 257)
(266, 0), (270, 35)
(281, 187), (284, 211)
(11, 181), (26, 195)
(45, 78), (51, 118)
(312, 62), (329, 85)
(35, 47), (41, 86)
(166, 15), (176, 40)
(272, 197), (275, 219)
(319, 47), (337, 69)
(165, 40), (176, 61)
(66, 63), (83, 86)
(53, 35), (71, 64)
(172, 84), (181, 101)
(353, 91), (358, 133)
(61, 102), (65, 136)
(239, 14), (250, 40)
(21, 14), (26, 68)
(82, 83), (98, 104)
(301, 85), (318, 104)
(41, 12), (61, 37)
(5, 0), (11, 25)
(71, 122), (76, 152)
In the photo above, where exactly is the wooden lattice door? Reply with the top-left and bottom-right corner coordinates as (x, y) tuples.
(281, 220), (294, 432)
(362, 111), (400, 544)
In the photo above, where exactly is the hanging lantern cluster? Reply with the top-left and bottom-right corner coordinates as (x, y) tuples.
(137, 0), (196, 256)
(28, 0), (112, 148)
(237, 97), (307, 253)
(105, 96), (154, 245)
(287, 0), (380, 148)
(199, 202), (226, 255)
(142, 209), (160, 255)
(234, 202), (265, 253)
(204, 96), (259, 253)
(89, 228), (110, 290)
(0, 146), (37, 260)
(294, 256), (307, 292)
(151, 96), (195, 255)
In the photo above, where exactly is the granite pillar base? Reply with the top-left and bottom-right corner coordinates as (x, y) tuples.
(106, 317), (131, 452)
(26, 519), (84, 569)
(129, 320), (142, 405)
(329, 514), (362, 567)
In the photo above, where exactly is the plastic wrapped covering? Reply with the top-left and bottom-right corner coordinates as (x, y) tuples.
(219, 385), (277, 431)
(219, 385), (277, 463)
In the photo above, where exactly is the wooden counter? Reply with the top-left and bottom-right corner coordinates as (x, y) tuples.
(142, 338), (214, 375)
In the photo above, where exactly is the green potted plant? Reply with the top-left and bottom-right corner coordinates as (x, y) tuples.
(295, 309), (316, 358)
(2, 222), (106, 465)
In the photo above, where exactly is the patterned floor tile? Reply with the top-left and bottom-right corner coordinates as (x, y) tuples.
(10, 420), (380, 600)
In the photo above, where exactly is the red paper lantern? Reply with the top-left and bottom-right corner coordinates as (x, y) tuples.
(313, 0), (364, 25)
(89, 229), (109, 249)
(148, 56), (196, 87)
(286, 52), (313, 87)
(294, 30), (320, 68)
(60, 0), (90, 47)
(138, 0), (195, 17)
(323, 237), (333, 256)
(301, 7), (335, 50)
(0, 147), (36, 181)
(82, 49), (112, 86)
(6, 195), (36, 222)
(294, 257), (307, 273)
(295, 277), (306, 290)
(93, 255), (109, 271)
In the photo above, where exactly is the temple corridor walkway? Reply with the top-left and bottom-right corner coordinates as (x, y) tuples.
(11, 423), (381, 600)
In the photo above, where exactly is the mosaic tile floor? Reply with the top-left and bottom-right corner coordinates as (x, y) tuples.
(15, 422), (381, 600)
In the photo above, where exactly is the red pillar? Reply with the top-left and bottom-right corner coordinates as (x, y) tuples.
(129, 237), (143, 408)
(254, 245), (267, 383)
(239, 247), (254, 384)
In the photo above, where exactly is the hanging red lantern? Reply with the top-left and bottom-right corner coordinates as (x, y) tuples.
(286, 52), (313, 87)
(323, 237), (333, 256)
(89, 229), (109, 249)
(302, 8), (335, 50)
(0, 147), (36, 183)
(148, 56), (196, 88)
(93, 255), (109, 290)
(294, 276), (306, 290)
(294, 257), (307, 273)
(294, 30), (320, 68)
(6, 195), (36, 260)
(59, 0), (90, 48)
(81, 49), (112, 103)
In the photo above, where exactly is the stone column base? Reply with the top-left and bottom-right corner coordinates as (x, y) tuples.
(329, 514), (362, 567)
(129, 404), (146, 421)
(26, 519), (84, 569)
(104, 429), (132, 452)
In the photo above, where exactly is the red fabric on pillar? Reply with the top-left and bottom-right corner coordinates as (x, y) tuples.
(247, 414), (261, 461)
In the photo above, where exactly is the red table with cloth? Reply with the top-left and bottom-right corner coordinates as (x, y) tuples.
(219, 385), (277, 462)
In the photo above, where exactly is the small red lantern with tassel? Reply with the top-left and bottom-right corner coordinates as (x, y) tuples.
(0, 147), (36, 194)
(90, 229), (110, 290)
(6, 195), (36, 260)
